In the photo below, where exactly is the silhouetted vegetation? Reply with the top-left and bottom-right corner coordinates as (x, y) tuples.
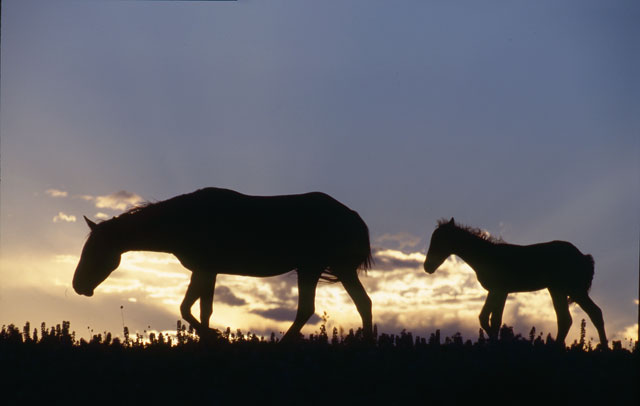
(1, 320), (637, 403)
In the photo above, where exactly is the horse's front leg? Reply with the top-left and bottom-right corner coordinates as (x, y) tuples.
(199, 272), (217, 330)
(180, 271), (216, 335)
(479, 290), (507, 339)
(489, 291), (508, 338)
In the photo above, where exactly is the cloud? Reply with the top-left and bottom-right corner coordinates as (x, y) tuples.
(45, 189), (68, 198)
(614, 324), (638, 342)
(94, 191), (144, 211)
(374, 232), (424, 251)
(95, 212), (110, 220)
(215, 286), (247, 306)
(76, 190), (144, 211)
(53, 212), (76, 223)
(23, 242), (616, 344)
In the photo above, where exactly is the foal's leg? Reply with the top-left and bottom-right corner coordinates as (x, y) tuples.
(479, 291), (507, 339)
(489, 291), (508, 337)
(281, 269), (322, 343)
(339, 269), (373, 340)
(180, 271), (216, 334)
(572, 293), (608, 347)
(549, 288), (572, 346)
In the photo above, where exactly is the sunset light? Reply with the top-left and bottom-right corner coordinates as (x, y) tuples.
(0, 5), (637, 403)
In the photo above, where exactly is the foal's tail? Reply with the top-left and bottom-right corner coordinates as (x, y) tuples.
(568, 254), (595, 303)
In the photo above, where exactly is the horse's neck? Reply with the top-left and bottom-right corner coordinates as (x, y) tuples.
(451, 231), (494, 272)
(109, 215), (174, 254)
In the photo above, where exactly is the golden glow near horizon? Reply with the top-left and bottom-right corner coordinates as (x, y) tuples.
(2, 247), (633, 345)
(0, 188), (635, 345)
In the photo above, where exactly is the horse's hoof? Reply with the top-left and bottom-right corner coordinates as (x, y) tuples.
(196, 327), (221, 338)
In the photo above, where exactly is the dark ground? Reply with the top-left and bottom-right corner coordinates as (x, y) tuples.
(1, 322), (637, 405)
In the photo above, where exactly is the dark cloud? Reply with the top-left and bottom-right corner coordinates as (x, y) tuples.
(372, 249), (423, 271)
(251, 307), (321, 325)
(246, 273), (298, 306)
(215, 285), (247, 306)
(374, 232), (424, 251)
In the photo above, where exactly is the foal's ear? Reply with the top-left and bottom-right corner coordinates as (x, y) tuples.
(84, 216), (97, 231)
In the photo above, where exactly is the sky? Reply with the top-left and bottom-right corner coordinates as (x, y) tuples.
(1, 0), (638, 345)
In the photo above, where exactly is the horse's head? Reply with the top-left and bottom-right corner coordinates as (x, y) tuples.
(72, 216), (121, 297)
(423, 217), (456, 274)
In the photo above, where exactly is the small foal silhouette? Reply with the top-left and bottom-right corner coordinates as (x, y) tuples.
(73, 187), (373, 342)
(423, 218), (607, 347)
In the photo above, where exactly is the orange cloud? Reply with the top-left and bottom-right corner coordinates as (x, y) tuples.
(53, 212), (76, 223)
(45, 189), (68, 198)
(94, 191), (144, 211)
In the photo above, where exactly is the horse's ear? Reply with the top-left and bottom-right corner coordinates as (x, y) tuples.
(84, 216), (97, 231)
(449, 217), (455, 225)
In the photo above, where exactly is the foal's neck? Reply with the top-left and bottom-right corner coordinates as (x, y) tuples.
(450, 230), (495, 270)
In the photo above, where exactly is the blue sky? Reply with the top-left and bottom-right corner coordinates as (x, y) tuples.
(1, 0), (638, 343)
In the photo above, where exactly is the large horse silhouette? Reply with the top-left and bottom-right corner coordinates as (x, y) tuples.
(423, 218), (607, 347)
(73, 187), (373, 342)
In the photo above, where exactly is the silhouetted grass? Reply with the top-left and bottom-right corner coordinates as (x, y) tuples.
(1, 320), (637, 404)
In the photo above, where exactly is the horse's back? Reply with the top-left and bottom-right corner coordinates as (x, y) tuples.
(166, 188), (371, 273)
(188, 188), (359, 230)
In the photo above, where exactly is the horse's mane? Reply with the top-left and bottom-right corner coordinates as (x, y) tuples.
(121, 201), (156, 216)
(92, 201), (158, 232)
(437, 218), (505, 244)
(92, 188), (236, 230)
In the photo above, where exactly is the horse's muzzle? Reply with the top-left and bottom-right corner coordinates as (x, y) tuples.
(73, 282), (94, 297)
(423, 262), (435, 274)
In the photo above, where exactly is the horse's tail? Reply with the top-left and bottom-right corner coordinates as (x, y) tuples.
(583, 254), (595, 292)
(320, 210), (373, 283)
(357, 219), (374, 272)
(568, 254), (595, 303)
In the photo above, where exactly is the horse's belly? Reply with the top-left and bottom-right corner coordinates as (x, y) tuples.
(220, 266), (295, 278)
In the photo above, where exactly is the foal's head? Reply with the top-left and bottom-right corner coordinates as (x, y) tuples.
(72, 217), (121, 297)
(423, 218), (457, 274)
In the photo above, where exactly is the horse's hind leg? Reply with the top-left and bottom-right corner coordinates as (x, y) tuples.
(572, 293), (608, 347)
(549, 288), (572, 346)
(339, 269), (373, 340)
(281, 270), (322, 343)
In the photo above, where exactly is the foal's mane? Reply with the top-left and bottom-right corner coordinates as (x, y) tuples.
(437, 218), (505, 244)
